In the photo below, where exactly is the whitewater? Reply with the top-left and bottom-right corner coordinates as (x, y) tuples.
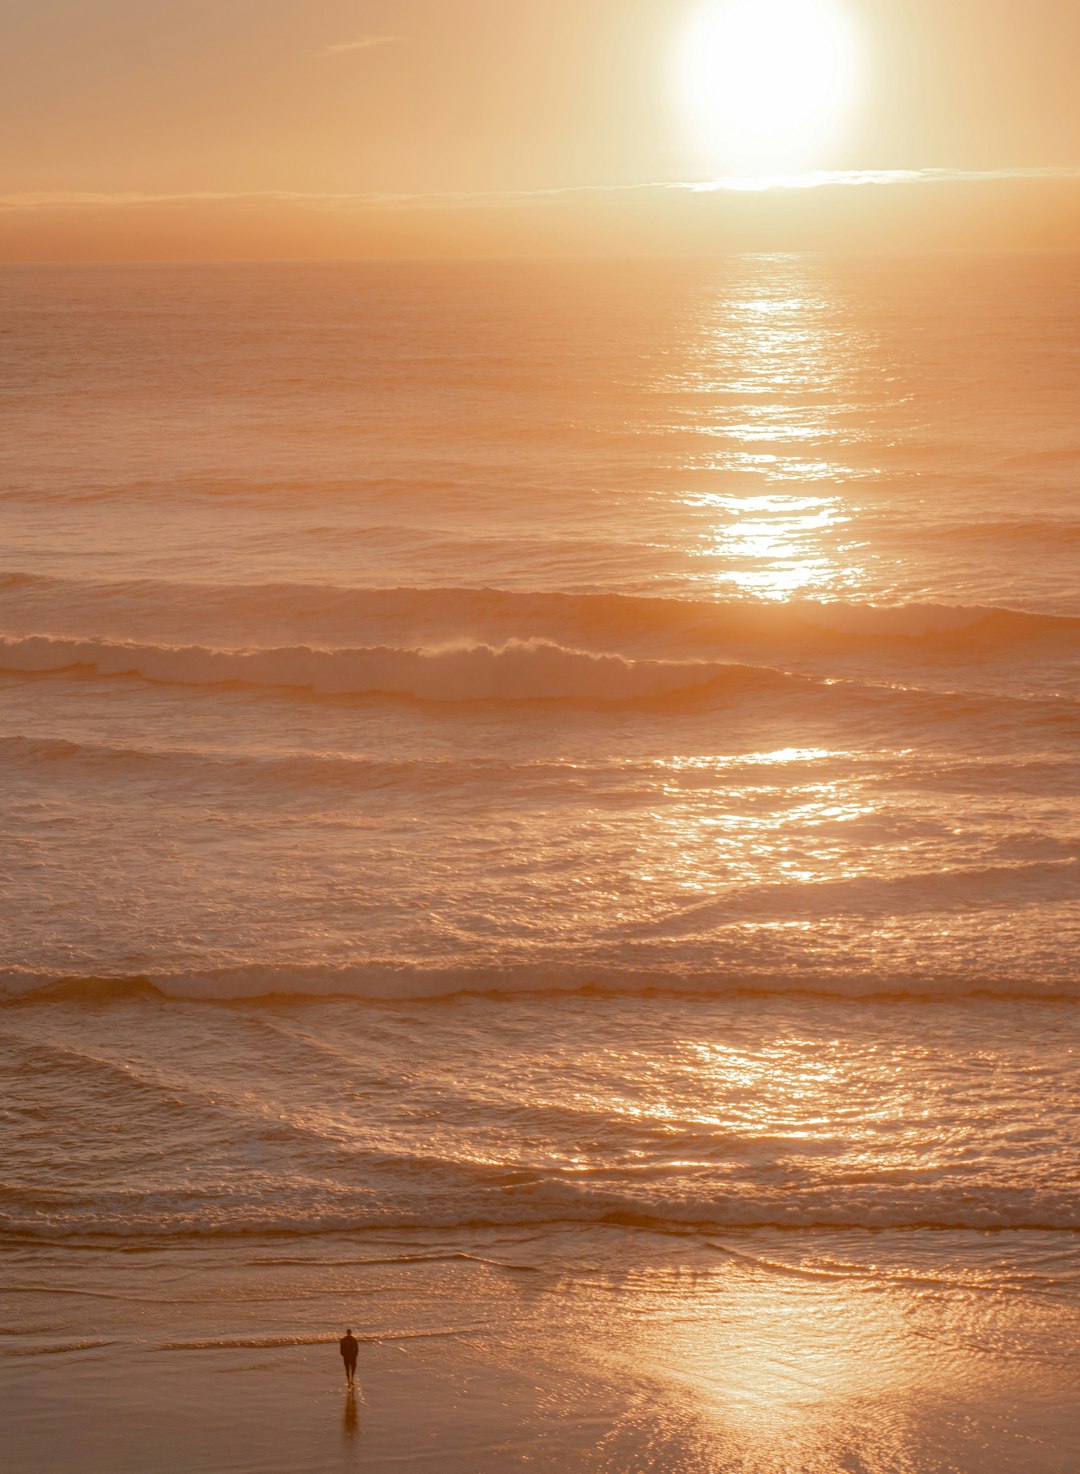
(2, 255), (1079, 1472)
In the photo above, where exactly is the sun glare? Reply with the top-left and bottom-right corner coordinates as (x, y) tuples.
(679, 0), (859, 177)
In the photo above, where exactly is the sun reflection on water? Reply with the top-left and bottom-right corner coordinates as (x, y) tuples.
(654, 749), (839, 771)
(670, 259), (876, 600)
(626, 759), (879, 899)
(686, 490), (853, 598)
(621, 1278), (922, 1474)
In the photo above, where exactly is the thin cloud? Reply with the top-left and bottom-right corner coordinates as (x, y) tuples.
(3, 168), (1080, 216)
(684, 166), (1080, 193)
(316, 35), (399, 59)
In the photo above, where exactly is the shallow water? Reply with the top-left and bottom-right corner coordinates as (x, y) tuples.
(2, 992), (1078, 1238)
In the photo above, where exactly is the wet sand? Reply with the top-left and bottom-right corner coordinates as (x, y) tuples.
(3, 1226), (1077, 1474)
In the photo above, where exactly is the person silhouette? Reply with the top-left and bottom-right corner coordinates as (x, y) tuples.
(339, 1327), (359, 1387)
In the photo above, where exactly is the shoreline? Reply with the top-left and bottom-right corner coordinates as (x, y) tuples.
(4, 1224), (1078, 1473)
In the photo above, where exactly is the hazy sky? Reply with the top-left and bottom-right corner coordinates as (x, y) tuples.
(4, 0), (1080, 258)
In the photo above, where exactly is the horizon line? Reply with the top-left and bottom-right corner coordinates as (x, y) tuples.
(4, 166), (1080, 215)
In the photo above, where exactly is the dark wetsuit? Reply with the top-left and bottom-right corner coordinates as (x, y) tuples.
(340, 1333), (359, 1381)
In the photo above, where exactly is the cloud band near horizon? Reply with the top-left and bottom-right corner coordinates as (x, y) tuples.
(3, 167), (1080, 215)
(2, 167), (1079, 261)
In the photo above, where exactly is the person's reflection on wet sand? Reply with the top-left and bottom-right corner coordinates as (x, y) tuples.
(342, 1387), (359, 1439)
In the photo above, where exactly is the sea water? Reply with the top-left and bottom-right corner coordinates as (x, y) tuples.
(1, 255), (1078, 1472)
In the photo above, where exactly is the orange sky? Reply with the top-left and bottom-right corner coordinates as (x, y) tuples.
(4, 0), (1080, 259)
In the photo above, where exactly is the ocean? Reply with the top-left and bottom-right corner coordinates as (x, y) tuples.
(1, 254), (1078, 1472)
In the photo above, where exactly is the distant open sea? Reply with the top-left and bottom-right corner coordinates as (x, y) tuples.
(1, 255), (1078, 1472)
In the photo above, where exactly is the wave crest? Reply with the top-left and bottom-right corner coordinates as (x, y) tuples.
(3, 961), (1077, 1005)
(0, 633), (769, 703)
(4, 575), (1079, 653)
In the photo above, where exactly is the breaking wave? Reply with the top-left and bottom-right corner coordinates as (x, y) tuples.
(0, 632), (786, 703)
(4, 633), (1079, 735)
(2, 1181), (1076, 1241)
(4, 956), (1078, 1005)
(3, 574), (1079, 655)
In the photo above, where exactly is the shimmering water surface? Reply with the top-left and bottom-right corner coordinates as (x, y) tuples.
(1, 256), (1078, 1471)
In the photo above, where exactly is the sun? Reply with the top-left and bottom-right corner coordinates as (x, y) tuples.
(678, 0), (859, 177)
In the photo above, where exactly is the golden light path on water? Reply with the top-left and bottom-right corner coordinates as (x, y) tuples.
(670, 262), (872, 599)
(615, 236), (1022, 1465)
